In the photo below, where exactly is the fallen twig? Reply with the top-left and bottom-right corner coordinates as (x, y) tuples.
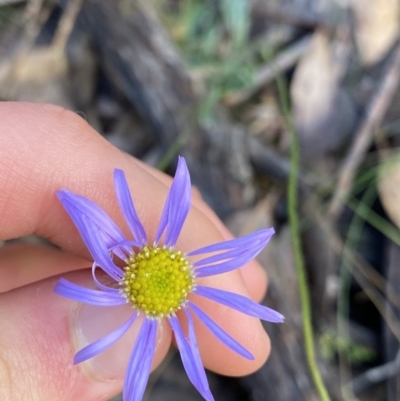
(306, 193), (400, 312)
(224, 35), (312, 105)
(329, 36), (400, 218)
(348, 349), (400, 394)
(254, 3), (339, 36)
(53, 0), (86, 50)
(248, 135), (311, 190)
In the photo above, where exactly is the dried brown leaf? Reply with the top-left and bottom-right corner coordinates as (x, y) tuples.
(351, 0), (399, 66)
(378, 156), (400, 229)
(291, 32), (356, 162)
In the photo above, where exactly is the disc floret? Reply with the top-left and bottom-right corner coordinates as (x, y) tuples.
(121, 245), (194, 318)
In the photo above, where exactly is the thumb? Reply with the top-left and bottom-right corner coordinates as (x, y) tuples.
(0, 270), (171, 401)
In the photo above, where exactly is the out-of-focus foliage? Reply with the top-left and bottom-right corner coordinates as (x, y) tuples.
(220, 0), (249, 49)
(158, 0), (261, 122)
(320, 331), (376, 366)
(0, 5), (20, 30)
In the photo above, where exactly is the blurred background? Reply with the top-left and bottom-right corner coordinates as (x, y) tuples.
(1, 0), (400, 400)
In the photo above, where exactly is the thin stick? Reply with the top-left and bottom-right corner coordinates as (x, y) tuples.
(52, 0), (85, 50)
(329, 37), (400, 218)
(306, 194), (400, 312)
(225, 35), (312, 105)
(351, 267), (400, 346)
(21, 0), (45, 48)
(347, 350), (400, 394)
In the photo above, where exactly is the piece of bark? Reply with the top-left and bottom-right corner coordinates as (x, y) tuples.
(291, 31), (356, 164)
(79, 0), (194, 147)
(351, 0), (399, 66)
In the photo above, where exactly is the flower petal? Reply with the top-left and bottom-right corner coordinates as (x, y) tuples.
(194, 241), (266, 277)
(154, 190), (171, 245)
(195, 286), (284, 323)
(123, 319), (157, 401)
(107, 239), (141, 252)
(188, 302), (254, 360)
(168, 315), (197, 384)
(74, 312), (138, 364)
(169, 314), (214, 401)
(57, 190), (128, 255)
(155, 157), (192, 247)
(54, 278), (126, 306)
(185, 310), (216, 401)
(58, 190), (129, 266)
(193, 245), (258, 268)
(188, 228), (275, 257)
(66, 211), (124, 281)
(114, 169), (147, 245)
(91, 263), (123, 292)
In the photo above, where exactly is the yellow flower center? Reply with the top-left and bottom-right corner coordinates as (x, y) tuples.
(121, 245), (194, 318)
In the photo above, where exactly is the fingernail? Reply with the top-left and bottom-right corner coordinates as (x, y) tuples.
(74, 303), (144, 380)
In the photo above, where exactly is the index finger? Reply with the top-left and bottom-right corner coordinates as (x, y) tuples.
(0, 102), (266, 299)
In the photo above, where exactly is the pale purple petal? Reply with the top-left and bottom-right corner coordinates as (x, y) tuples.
(188, 302), (254, 360)
(123, 319), (157, 401)
(154, 189), (171, 245)
(74, 313), (138, 364)
(185, 310), (216, 401)
(168, 315), (197, 384)
(107, 239), (141, 252)
(193, 245), (258, 268)
(155, 157), (192, 247)
(188, 228), (275, 257)
(169, 314), (214, 401)
(57, 190), (129, 258)
(195, 286), (284, 323)
(194, 242), (266, 277)
(91, 263), (123, 292)
(114, 169), (147, 245)
(69, 213), (124, 282)
(54, 278), (126, 306)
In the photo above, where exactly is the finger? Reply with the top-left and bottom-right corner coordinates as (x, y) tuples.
(0, 270), (172, 401)
(0, 243), (89, 292)
(0, 102), (271, 378)
(182, 272), (271, 376)
(0, 102), (267, 302)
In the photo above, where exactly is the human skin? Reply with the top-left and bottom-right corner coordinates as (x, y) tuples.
(0, 102), (270, 401)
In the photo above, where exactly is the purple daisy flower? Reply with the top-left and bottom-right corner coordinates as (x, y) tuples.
(54, 157), (284, 401)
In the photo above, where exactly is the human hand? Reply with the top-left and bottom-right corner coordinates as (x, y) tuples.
(0, 102), (272, 401)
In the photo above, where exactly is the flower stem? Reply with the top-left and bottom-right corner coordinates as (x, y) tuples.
(276, 75), (331, 401)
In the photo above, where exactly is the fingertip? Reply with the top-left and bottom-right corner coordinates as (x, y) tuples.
(180, 296), (271, 376)
(188, 203), (269, 302)
(239, 260), (268, 303)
